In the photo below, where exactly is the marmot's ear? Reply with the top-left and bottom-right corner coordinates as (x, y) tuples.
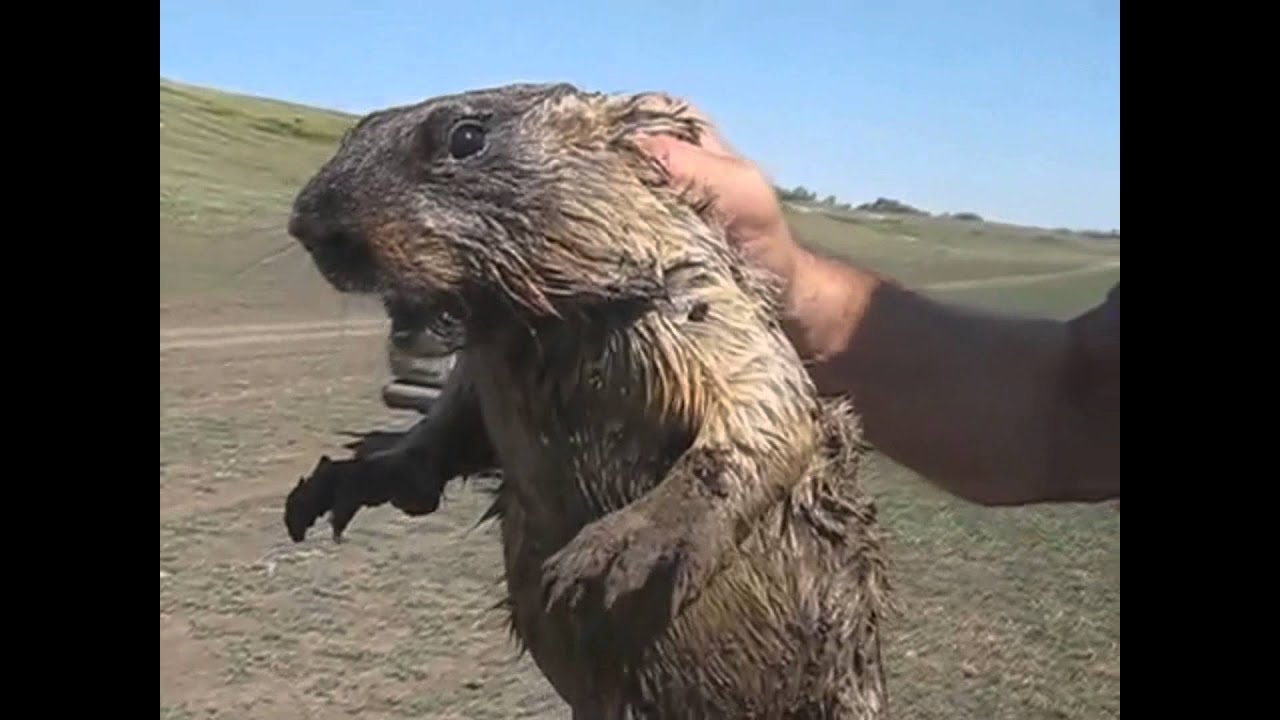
(605, 91), (707, 148)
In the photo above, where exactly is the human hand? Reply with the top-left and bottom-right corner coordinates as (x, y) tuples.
(633, 108), (804, 289)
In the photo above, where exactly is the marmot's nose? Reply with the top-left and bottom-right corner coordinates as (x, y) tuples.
(289, 192), (367, 266)
(288, 179), (347, 247)
(287, 182), (379, 291)
(286, 209), (320, 247)
(287, 193), (337, 249)
(288, 205), (367, 261)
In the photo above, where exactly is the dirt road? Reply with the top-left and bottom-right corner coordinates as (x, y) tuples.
(160, 319), (387, 352)
(920, 259), (1119, 291)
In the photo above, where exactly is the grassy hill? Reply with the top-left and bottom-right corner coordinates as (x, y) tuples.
(159, 77), (1118, 324)
(159, 77), (1118, 720)
(160, 78), (370, 324)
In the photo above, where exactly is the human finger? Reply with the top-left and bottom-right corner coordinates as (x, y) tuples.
(633, 134), (750, 198)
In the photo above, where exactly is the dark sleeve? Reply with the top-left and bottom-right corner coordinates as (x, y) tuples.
(1064, 281), (1119, 400)
(1105, 281), (1119, 326)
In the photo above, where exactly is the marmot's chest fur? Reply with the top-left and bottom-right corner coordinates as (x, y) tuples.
(470, 258), (816, 553)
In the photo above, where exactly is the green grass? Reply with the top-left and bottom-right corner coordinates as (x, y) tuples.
(928, 263), (1121, 318)
(159, 76), (1118, 317)
(159, 79), (367, 321)
(159, 77), (1118, 719)
(159, 79), (351, 222)
(784, 205), (1117, 292)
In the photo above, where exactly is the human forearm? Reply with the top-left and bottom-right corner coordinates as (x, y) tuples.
(782, 246), (1118, 505)
(629, 127), (1117, 505)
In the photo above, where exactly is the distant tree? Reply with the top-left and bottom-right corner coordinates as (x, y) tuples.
(774, 188), (931, 219)
(856, 197), (929, 216)
(776, 185), (817, 203)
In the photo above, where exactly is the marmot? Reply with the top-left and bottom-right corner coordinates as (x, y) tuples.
(283, 82), (891, 719)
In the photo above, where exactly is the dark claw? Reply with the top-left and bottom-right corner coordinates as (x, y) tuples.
(284, 455), (338, 543)
(330, 503), (356, 542)
(284, 477), (310, 542)
(542, 568), (587, 614)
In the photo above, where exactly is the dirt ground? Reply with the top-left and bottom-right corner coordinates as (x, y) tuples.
(160, 314), (569, 720)
(160, 307), (1118, 720)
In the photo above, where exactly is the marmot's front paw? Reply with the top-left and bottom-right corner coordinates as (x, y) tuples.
(284, 455), (367, 542)
(283, 452), (443, 543)
(541, 508), (716, 626)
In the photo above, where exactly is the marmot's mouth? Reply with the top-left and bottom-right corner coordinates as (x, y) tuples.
(384, 293), (467, 353)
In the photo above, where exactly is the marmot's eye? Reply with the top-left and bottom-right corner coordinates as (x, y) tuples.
(448, 122), (486, 159)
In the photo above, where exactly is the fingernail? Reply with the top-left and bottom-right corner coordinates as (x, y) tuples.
(635, 136), (671, 171)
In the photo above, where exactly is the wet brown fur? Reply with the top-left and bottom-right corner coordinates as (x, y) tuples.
(284, 83), (891, 719)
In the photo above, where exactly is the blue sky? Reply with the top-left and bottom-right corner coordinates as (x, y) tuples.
(160, 1), (1120, 230)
